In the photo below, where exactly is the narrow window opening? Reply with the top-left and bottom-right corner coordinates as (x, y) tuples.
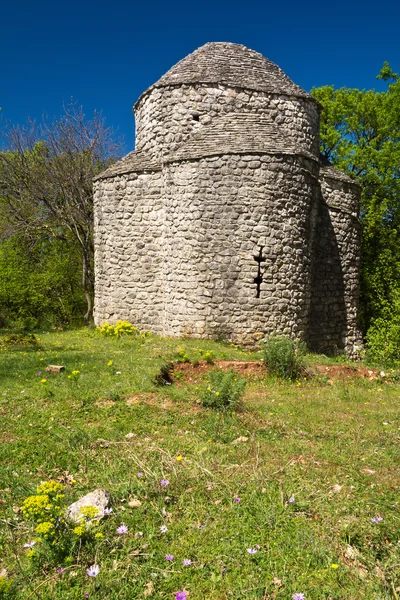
(253, 246), (265, 298)
(192, 113), (200, 122)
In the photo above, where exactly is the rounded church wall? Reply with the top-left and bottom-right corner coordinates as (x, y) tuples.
(93, 170), (165, 332)
(311, 173), (362, 355)
(162, 153), (319, 344)
(134, 84), (320, 161)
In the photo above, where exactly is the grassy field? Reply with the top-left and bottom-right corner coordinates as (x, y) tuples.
(0, 329), (399, 600)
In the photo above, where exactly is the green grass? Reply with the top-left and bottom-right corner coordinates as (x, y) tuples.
(0, 329), (399, 599)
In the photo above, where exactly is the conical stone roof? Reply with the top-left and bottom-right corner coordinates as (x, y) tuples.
(136, 42), (311, 104)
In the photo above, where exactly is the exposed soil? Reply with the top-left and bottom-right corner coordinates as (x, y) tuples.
(172, 360), (381, 384)
(172, 360), (265, 384)
(126, 393), (175, 409)
(313, 364), (380, 382)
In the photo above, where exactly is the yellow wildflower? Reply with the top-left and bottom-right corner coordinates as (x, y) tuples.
(176, 455), (183, 461)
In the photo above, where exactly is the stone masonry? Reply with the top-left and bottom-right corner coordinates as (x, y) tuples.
(94, 42), (362, 355)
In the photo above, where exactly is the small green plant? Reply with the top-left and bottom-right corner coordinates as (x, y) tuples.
(175, 349), (190, 363)
(200, 349), (215, 364)
(67, 369), (81, 381)
(0, 575), (15, 599)
(262, 335), (305, 380)
(97, 320), (138, 338)
(200, 369), (246, 410)
(21, 481), (105, 567)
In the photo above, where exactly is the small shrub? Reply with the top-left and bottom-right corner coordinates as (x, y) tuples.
(0, 332), (41, 351)
(262, 335), (305, 380)
(200, 349), (215, 364)
(21, 480), (105, 566)
(200, 369), (246, 410)
(175, 349), (190, 363)
(97, 320), (138, 337)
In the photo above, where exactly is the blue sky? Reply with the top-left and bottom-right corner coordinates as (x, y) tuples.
(1, 0), (399, 152)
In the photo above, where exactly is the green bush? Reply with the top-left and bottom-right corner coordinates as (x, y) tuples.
(366, 293), (400, 366)
(0, 236), (86, 328)
(0, 332), (41, 351)
(262, 335), (305, 380)
(200, 369), (246, 410)
(97, 320), (138, 337)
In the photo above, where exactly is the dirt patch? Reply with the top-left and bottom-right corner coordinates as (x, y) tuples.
(95, 399), (115, 408)
(313, 364), (380, 382)
(172, 360), (265, 384)
(126, 393), (175, 410)
(173, 360), (381, 384)
(126, 392), (202, 414)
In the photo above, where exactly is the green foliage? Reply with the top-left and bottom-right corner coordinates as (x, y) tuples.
(262, 335), (305, 380)
(366, 292), (400, 365)
(0, 236), (86, 328)
(200, 368), (246, 410)
(311, 66), (400, 334)
(0, 332), (40, 351)
(97, 320), (138, 337)
(21, 480), (106, 567)
(0, 576), (16, 599)
(175, 348), (191, 363)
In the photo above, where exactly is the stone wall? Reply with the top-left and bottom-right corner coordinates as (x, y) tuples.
(94, 153), (321, 345)
(309, 170), (362, 355)
(93, 170), (165, 331)
(134, 84), (320, 160)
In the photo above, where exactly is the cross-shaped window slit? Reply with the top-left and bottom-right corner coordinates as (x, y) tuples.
(253, 246), (265, 298)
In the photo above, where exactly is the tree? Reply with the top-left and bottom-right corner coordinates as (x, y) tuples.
(0, 103), (122, 323)
(311, 65), (400, 334)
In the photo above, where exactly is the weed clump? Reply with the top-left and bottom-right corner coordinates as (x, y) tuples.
(200, 369), (246, 410)
(0, 332), (41, 351)
(262, 335), (305, 380)
(97, 320), (138, 337)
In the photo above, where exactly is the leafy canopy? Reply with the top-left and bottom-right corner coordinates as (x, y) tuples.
(311, 64), (400, 332)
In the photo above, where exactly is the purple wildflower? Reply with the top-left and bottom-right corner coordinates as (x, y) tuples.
(292, 594), (305, 600)
(160, 525), (168, 533)
(86, 564), (100, 577)
(57, 567), (63, 573)
(137, 472), (143, 478)
(234, 497), (241, 503)
(371, 516), (383, 524)
(247, 548), (257, 555)
(288, 495), (295, 503)
(116, 524), (128, 534)
(160, 479), (169, 487)
(165, 554), (174, 561)
(175, 593), (187, 600)
(182, 558), (192, 566)
(23, 541), (36, 548)
(85, 595), (89, 599)
(37, 371), (42, 376)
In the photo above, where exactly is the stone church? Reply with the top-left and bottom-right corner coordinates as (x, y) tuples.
(93, 42), (362, 355)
